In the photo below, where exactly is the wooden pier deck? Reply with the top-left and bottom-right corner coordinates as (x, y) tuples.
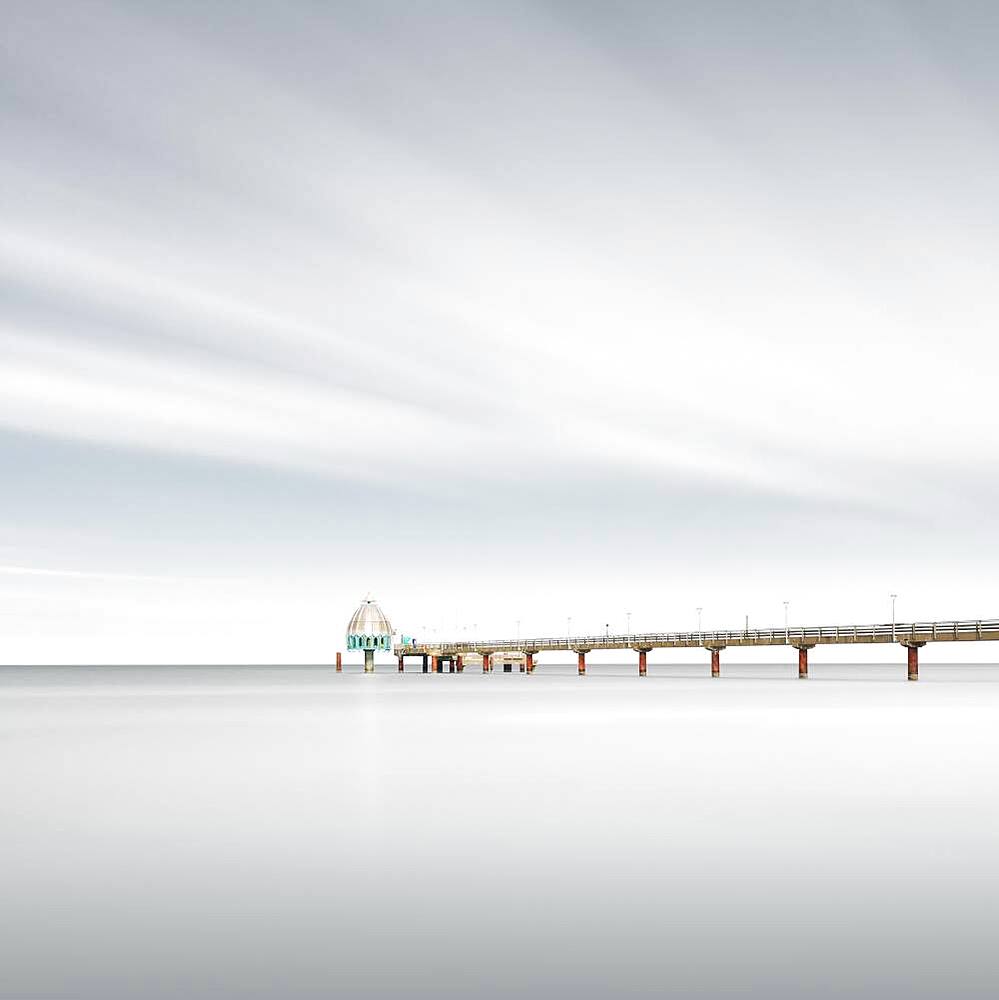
(390, 618), (999, 680)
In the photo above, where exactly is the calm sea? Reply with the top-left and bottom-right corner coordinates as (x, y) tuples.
(3, 663), (998, 999)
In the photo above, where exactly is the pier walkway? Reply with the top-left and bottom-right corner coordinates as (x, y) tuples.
(390, 618), (999, 681)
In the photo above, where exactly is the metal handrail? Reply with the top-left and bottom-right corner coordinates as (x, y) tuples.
(396, 618), (999, 654)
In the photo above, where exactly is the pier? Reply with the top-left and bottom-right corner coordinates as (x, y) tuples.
(390, 618), (999, 681)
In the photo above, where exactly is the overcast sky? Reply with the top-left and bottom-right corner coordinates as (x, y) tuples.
(2, 0), (998, 663)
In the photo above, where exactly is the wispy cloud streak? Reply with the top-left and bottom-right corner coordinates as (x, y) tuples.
(2, 1), (998, 658)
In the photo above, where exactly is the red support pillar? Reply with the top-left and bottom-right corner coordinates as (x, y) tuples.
(638, 650), (648, 677)
(482, 653), (490, 673)
(457, 655), (464, 673)
(577, 651), (587, 675)
(798, 647), (808, 679)
(431, 655), (439, 673)
(398, 655), (404, 672)
(710, 648), (721, 678)
(336, 652), (342, 673)
(907, 644), (923, 682)
(422, 654), (428, 674)
(448, 658), (455, 674)
(526, 652), (535, 674)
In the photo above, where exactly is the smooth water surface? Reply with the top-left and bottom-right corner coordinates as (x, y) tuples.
(3, 663), (999, 998)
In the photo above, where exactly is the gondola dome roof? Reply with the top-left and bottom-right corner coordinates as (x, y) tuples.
(347, 595), (392, 637)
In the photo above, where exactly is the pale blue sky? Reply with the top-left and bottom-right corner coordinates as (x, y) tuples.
(2, 1), (997, 661)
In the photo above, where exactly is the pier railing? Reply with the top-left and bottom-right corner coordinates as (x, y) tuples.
(395, 618), (999, 655)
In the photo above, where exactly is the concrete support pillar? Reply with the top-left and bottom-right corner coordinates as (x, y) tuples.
(336, 652), (342, 673)
(794, 645), (815, 679)
(457, 655), (464, 673)
(422, 654), (428, 674)
(364, 649), (375, 673)
(708, 647), (722, 678)
(904, 642), (925, 681)
(398, 655), (404, 672)
(526, 652), (535, 674)
(576, 651), (587, 675)
(638, 649), (648, 677)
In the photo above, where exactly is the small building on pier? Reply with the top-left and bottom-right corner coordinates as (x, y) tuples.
(493, 652), (528, 672)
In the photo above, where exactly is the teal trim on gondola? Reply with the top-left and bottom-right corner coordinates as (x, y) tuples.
(346, 633), (392, 651)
